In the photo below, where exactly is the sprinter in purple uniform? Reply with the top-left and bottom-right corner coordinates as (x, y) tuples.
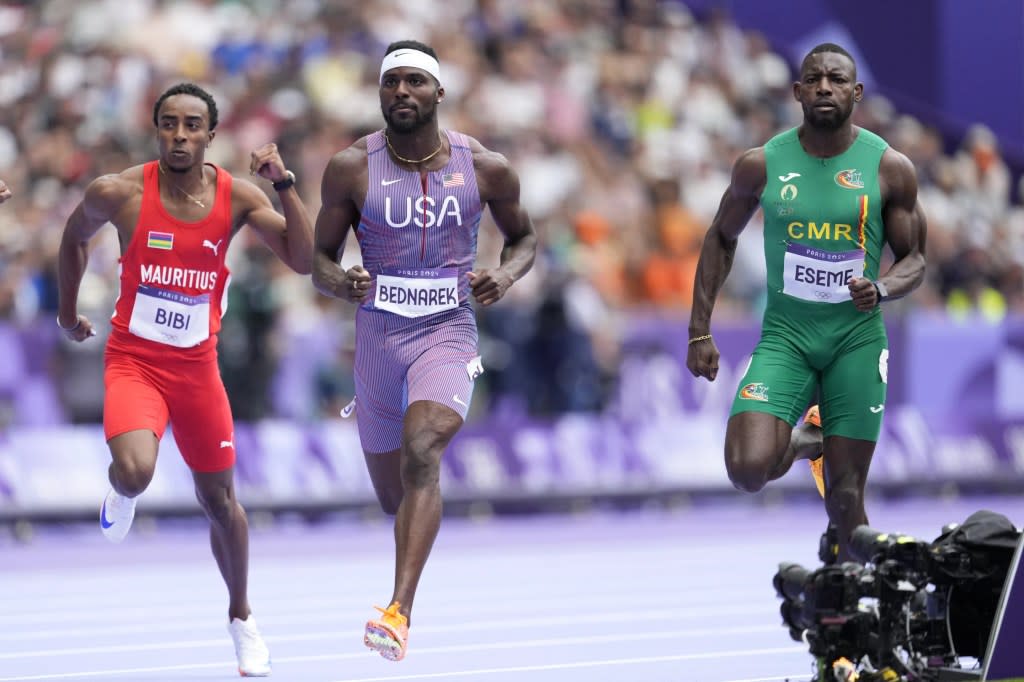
(312, 40), (536, 661)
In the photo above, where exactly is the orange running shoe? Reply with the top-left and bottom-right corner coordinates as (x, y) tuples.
(803, 405), (826, 498)
(364, 601), (409, 662)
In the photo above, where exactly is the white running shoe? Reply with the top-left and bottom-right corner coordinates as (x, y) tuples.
(99, 489), (136, 543)
(228, 615), (271, 677)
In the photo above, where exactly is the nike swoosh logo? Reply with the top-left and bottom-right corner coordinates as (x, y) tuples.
(100, 500), (115, 529)
(340, 397), (356, 418)
(219, 441), (233, 449)
(869, 404), (885, 413)
(381, 179), (402, 186)
(778, 173), (801, 182)
(453, 394), (468, 408)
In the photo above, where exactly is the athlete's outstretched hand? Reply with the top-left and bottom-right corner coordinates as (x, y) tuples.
(686, 336), (720, 381)
(249, 143), (289, 184)
(342, 264), (372, 303)
(468, 269), (513, 306)
(58, 314), (97, 343)
(0, 179), (11, 203)
(848, 276), (879, 312)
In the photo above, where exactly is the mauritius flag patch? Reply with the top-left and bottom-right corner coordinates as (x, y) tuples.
(147, 231), (174, 250)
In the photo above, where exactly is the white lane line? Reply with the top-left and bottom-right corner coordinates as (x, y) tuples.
(0, 597), (779, 641)
(0, 584), (776, 626)
(328, 648), (805, 682)
(0, 558), (780, 615)
(0, 643), (805, 681)
(718, 677), (808, 682)
(0, 613), (783, 659)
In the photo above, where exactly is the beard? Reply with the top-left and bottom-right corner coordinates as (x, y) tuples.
(804, 105), (851, 131)
(382, 103), (436, 133)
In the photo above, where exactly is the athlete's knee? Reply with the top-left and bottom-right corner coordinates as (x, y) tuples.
(110, 458), (155, 497)
(401, 446), (440, 489)
(401, 426), (450, 488)
(727, 464), (768, 493)
(825, 480), (864, 523)
(402, 429), (443, 489)
(195, 484), (237, 528)
(724, 444), (770, 493)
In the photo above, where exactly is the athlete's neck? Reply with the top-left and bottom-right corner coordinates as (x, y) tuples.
(384, 127), (445, 168)
(158, 161), (210, 208)
(797, 124), (859, 159)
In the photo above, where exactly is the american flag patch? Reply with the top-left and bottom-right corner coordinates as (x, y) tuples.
(147, 231), (174, 250)
(442, 172), (464, 188)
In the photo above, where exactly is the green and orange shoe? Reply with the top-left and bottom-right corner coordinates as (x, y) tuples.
(364, 601), (409, 662)
(803, 405), (825, 498)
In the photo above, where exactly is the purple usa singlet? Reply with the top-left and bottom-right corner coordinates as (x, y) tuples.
(351, 130), (485, 453)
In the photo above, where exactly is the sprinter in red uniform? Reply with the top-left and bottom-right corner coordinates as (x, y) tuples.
(56, 83), (313, 677)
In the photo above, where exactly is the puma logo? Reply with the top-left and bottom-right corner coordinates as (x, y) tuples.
(202, 239), (222, 256)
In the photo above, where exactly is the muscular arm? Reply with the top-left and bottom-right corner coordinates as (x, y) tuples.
(57, 175), (132, 336)
(877, 148), (927, 299)
(311, 146), (368, 302)
(236, 180), (314, 274)
(472, 147), (537, 305)
(688, 148), (766, 337)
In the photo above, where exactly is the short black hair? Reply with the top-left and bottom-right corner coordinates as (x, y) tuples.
(802, 43), (857, 77)
(152, 82), (219, 130)
(384, 40), (438, 62)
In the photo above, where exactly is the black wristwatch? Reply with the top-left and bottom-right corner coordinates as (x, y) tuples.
(272, 170), (296, 191)
(872, 280), (889, 302)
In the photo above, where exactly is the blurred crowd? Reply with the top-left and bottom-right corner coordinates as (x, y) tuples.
(0, 0), (1021, 427)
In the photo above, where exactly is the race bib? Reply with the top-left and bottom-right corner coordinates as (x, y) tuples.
(374, 268), (459, 318)
(782, 244), (865, 304)
(128, 284), (210, 347)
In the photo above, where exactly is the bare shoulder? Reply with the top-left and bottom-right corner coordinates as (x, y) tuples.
(465, 134), (513, 179)
(879, 146), (917, 182)
(326, 136), (370, 176)
(734, 146), (766, 175)
(313, 137), (368, 207)
(82, 165), (144, 215)
(879, 146), (918, 200)
(730, 146), (767, 196)
(463, 134), (517, 203)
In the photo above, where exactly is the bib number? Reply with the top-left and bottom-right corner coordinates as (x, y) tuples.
(374, 268), (459, 318)
(782, 244), (864, 303)
(129, 284), (210, 347)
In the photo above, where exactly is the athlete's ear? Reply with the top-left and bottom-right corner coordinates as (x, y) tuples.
(436, 86), (445, 104)
(853, 83), (864, 103)
(207, 130), (216, 147)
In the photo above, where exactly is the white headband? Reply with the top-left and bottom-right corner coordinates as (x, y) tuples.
(379, 49), (441, 86)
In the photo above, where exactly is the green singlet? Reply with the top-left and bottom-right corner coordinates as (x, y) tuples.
(729, 127), (890, 441)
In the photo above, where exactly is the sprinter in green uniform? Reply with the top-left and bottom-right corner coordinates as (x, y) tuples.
(687, 43), (927, 562)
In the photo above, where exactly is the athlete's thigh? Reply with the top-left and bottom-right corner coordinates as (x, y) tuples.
(104, 350), (169, 442)
(820, 337), (888, 441)
(354, 313), (409, 454)
(403, 315), (479, 417)
(730, 332), (817, 426)
(164, 356), (236, 473)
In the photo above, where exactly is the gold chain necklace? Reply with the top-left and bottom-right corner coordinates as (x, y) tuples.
(159, 162), (208, 208)
(384, 131), (443, 165)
